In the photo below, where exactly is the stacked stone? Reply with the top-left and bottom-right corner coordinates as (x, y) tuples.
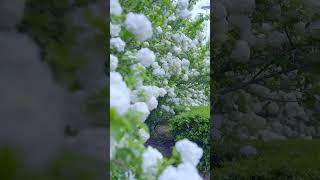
(215, 86), (320, 140)
(213, 0), (320, 141)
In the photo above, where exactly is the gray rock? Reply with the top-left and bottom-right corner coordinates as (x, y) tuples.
(240, 145), (257, 156)
(242, 112), (266, 130)
(267, 102), (279, 116)
(305, 126), (316, 136)
(258, 130), (286, 140)
(214, 114), (223, 129)
(271, 121), (283, 134)
(231, 40), (251, 63)
(283, 125), (294, 137)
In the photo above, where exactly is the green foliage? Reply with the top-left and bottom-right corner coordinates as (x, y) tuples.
(0, 145), (106, 180)
(169, 106), (210, 173)
(213, 139), (320, 179)
(0, 146), (20, 180)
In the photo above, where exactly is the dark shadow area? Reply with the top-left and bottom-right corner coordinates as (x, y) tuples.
(212, 0), (320, 179)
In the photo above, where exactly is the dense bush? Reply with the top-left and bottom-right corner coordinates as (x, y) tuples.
(170, 106), (210, 173)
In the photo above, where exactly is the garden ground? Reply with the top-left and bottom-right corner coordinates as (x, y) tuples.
(213, 139), (320, 179)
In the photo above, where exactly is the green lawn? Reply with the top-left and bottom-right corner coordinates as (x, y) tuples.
(213, 139), (320, 179)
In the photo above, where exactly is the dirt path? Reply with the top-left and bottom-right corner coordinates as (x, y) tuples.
(146, 125), (175, 157)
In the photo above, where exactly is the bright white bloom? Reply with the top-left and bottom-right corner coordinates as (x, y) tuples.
(110, 72), (130, 115)
(173, 46), (182, 54)
(110, 136), (116, 160)
(158, 88), (167, 97)
(177, 0), (189, 9)
(153, 68), (165, 77)
(161, 105), (171, 112)
(142, 146), (163, 175)
(138, 128), (150, 142)
(156, 26), (163, 34)
(110, 0), (122, 16)
(175, 139), (203, 166)
(125, 13), (153, 42)
(130, 102), (150, 122)
(158, 163), (202, 180)
(167, 87), (175, 97)
(136, 48), (156, 67)
(182, 74), (189, 81)
(178, 9), (192, 18)
(146, 96), (158, 111)
(168, 15), (176, 21)
(110, 54), (118, 71)
(110, 37), (126, 52)
(143, 41), (150, 47)
(110, 23), (121, 37)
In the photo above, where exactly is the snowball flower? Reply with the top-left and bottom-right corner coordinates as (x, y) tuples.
(156, 26), (163, 34)
(173, 46), (182, 54)
(177, 0), (189, 9)
(136, 48), (156, 67)
(168, 15), (177, 21)
(158, 88), (167, 97)
(138, 128), (150, 142)
(178, 9), (192, 18)
(146, 96), (158, 111)
(130, 102), (150, 122)
(153, 68), (165, 77)
(110, 72), (130, 115)
(175, 139), (203, 166)
(110, 37), (125, 52)
(110, 0), (122, 16)
(143, 41), (149, 47)
(110, 54), (118, 71)
(110, 23), (121, 37)
(142, 146), (163, 175)
(125, 12), (153, 42)
(158, 163), (202, 180)
(161, 105), (171, 112)
(110, 136), (116, 160)
(182, 74), (189, 81)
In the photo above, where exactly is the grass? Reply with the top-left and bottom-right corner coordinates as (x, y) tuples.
(213, 139), (320, 179)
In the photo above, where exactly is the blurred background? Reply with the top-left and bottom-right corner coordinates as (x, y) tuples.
(0, 0), (107, 179)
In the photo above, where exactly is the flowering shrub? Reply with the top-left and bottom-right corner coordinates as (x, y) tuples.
(110, 0), (209, 179)
(170, 106), (210, 172)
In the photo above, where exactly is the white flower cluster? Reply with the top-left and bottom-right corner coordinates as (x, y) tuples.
(125, 12), (153, 42)
(176, 0), (192, 18)
(110, 0), (122, 16)
(159, 163), (202, 180)
(158, 139), (203, 180)
(140, 139), (203, 180)
(110, 72), (130, 115)
(175, 139), (203, 166)
(136, 48), (156, 67)
(110, 37), (125, 52)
